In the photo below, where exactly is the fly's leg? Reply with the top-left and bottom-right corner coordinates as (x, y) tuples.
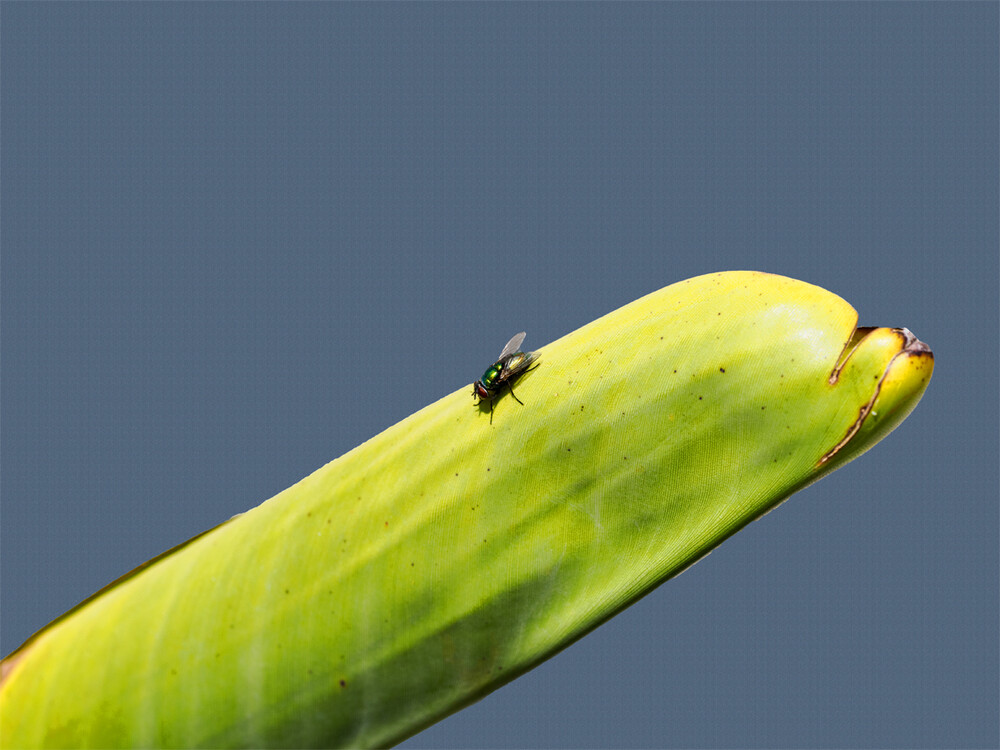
(508, 363), (539, 407)
(506, 381), (525, 406)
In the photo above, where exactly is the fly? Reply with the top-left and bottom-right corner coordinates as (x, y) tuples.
(472, 331), (540, 423)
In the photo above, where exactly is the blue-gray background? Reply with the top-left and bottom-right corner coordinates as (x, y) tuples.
(2, 4), (997, 748)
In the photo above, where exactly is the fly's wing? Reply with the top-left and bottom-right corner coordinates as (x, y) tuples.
(500, 350), (539, 378)
(498, 332), (527, 360)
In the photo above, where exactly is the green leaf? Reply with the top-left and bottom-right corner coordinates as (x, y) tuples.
(0, 272), (933, 749)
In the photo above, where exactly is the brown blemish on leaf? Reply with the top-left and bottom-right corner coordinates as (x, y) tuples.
(0, 649), (29, 686)
(819, 329), (933, 465)
(828, 326), (879, 385)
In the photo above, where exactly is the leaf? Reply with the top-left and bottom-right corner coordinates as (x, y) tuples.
(0, 272), (933, 749)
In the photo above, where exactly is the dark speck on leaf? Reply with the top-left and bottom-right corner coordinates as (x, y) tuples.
(340, 680), (347, 688)
(719, 367), (725, 373)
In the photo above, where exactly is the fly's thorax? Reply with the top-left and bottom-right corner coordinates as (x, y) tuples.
(479, 363), (504, 390)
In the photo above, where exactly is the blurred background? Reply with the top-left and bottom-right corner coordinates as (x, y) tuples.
(2, 4), (996, 747)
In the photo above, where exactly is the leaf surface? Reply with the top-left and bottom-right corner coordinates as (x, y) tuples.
(0, 272), (933, 748)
